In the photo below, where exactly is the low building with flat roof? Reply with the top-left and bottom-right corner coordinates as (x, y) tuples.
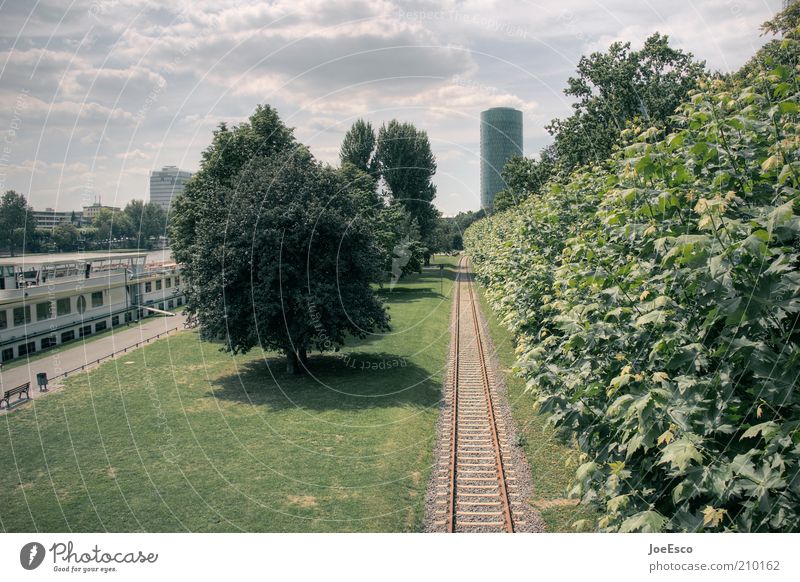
(82, 203), (120, 222)
(32, 208), (80, 230)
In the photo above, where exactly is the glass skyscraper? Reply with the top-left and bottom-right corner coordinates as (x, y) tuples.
(480, 107), (523, 209)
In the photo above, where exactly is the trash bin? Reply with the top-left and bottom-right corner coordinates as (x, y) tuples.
(36, 372), (48, 392)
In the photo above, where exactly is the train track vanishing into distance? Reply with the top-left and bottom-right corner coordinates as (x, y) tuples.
(426, 257), (541, 533)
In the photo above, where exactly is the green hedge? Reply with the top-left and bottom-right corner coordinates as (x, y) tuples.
(465, 35), (800, 532)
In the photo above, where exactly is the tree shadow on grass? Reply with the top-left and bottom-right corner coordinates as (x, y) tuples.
(376, 263), (458, 293)
(375, 264), (457, 300)
(209, 351), (444, 412)
(375, 287), (446, 304)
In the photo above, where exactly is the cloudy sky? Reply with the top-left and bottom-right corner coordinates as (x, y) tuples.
(0, 0), (783, 215)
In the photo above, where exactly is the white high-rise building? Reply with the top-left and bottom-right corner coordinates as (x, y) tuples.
(149, 166), (192, 212)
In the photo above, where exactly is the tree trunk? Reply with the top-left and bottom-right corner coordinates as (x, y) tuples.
(286, 351), (299, 375)
(285, 347), (308, 375)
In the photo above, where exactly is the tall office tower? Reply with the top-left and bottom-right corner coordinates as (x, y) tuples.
(480, 107), (523, 209)
(149, 166), (192, 212)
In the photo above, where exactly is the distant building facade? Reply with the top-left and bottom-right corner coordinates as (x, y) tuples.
(82, 203), (120, 222)
(32, 208), (79, 230)
(149, 166), (192, 212)
(480, 107), (523, 210)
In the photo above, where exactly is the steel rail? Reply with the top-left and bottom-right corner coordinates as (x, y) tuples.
(445, 256), (514, 533)
(446, 255), (465, 533)
(466, 262), (514, 533)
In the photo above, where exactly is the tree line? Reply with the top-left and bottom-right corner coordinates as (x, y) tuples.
(0, 191), (168, 255)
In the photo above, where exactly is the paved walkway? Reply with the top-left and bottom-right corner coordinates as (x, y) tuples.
(0, 315), (185, 407)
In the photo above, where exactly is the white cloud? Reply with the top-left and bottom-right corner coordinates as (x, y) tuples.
(0, 0), (782, 214)
(115, 149), (151, 160)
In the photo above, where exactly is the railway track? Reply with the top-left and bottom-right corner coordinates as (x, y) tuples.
(427, 257), (538, 533)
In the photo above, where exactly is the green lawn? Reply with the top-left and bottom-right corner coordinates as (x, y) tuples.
(474, 285), (598, 532)
(0, 259), (457, 532)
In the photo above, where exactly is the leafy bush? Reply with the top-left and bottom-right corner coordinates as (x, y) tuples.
(465, 21), (800, 532)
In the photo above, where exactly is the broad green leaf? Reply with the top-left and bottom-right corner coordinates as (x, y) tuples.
(740, 422), (779, 441)
(659, 438), (703, 472)
(619, 511), (667, 533)
(762, 154), (782, 171)
(635, 310), (667, 326)
(657, 429), (675, 445)
(607, 494), (630, 513)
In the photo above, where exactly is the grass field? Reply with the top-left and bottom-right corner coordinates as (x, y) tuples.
(474, 285), (598, 532)
(0, 258), (457, 532)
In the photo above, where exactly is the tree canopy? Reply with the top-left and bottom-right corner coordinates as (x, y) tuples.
(0, 190), (33, 256)
(92, 208), (131, 242)
(338, 118), (441, 274)
(495, 33), (706, 214)
(340, 119), (377, 175)
(171, 106), (389, 373)
(124, 200), (167, 248)
(338, 161), (422, 279)
(493, 146), (557, 212)
(52, 222), (80, 251)
(171, 104), (296, 267)
(547, 32), (706, 173)
(374, 120), (439, 263)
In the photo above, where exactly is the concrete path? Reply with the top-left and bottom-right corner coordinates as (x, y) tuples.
(0, 315), (185, 408)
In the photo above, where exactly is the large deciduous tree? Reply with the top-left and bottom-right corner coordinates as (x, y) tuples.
(124, 200), (167, 248)
(339, 119), (377, 175)
(92, 208), (131, 243)
(494, 33), (705, 214)
(171, 104), (296, 267)
(493, 146), (557, 212)
(52, 222), (80, 251)
(375, 120), (439, 264)
(547, 32), (705, 173)
(0, 190), (33, 256)
(171, 106), (389, 374)
(338, 151), (423, 281)
(738, 2), (800, 78)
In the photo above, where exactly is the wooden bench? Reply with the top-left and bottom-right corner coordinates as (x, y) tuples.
(1, 382), (30, 410)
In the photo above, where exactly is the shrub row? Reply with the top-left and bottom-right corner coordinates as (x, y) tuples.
(465, 40), (800, 532)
